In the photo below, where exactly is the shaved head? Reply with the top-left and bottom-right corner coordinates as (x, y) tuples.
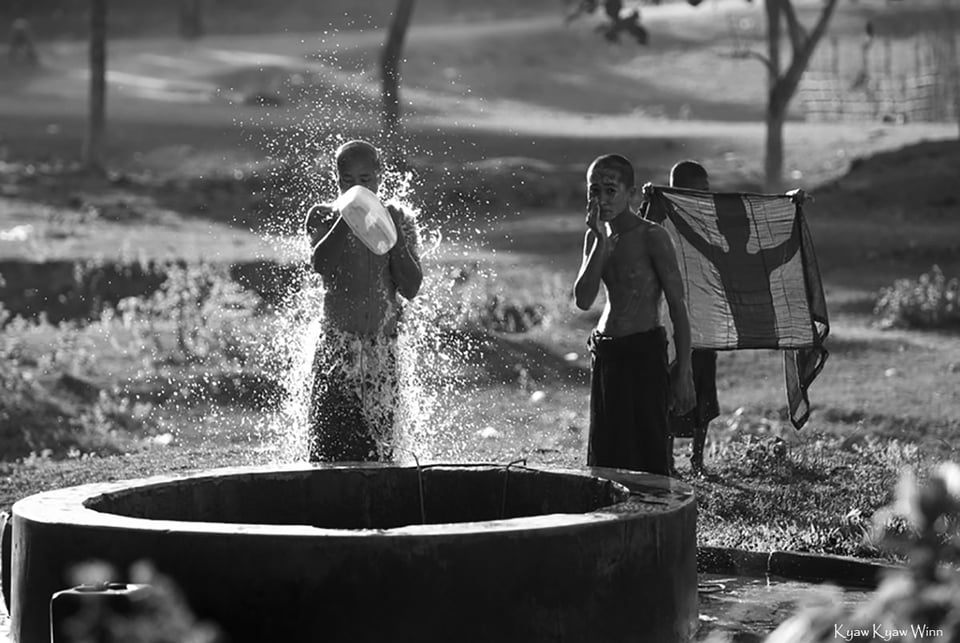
(587, 154), (635, 189)
(669, 160), (709, 190)
(335, 140), (381, 174)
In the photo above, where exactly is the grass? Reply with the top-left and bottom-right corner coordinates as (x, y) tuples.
(1, 0), (959, 570)
(2, 228), (959, 564)
(3, 175), (960, 564)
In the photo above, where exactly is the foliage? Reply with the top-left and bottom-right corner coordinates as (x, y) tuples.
(112, 262), (264, 366)
(692, 425), (930, 560)
(874, 265), (960, 331)
(60, 561), (224, 643)
(478, 293), (548, 333)
(763, 462), (960, 643)
(0, 263), (270, 461)
(425, 263), (571, 335)
(0, 305), (156, 461)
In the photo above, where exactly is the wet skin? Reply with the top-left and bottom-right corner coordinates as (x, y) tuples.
(574, 166), (695, 412)
(306, 156), (422, 336)
(576, 168), (672, 335)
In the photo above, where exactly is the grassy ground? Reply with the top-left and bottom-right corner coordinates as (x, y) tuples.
(1, 0), (959, 565)
(2, 160), (959, 562)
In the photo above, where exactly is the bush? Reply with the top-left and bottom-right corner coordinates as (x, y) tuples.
(419, 263), (572, 336)
(764, 463), (960, 643)
(114, 263), (264, 366)
(0, 305), (157, 460)
(874, 265), (960, 330)
(61, 560), (224, 643)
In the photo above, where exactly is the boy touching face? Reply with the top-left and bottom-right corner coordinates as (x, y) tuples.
(665, 160), (718, 477)
(574, 154), (695, 476)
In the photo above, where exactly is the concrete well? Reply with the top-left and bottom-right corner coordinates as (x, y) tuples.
(8, 463), (697, 643)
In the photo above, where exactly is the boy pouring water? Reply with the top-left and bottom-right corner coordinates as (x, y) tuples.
(303, 140), (423, 462)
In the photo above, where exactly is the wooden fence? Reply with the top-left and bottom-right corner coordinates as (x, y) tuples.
(799, 32), (960, 123)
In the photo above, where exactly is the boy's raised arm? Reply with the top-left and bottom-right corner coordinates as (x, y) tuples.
(387, 206), (423, 300)
(307, 204), (350, 277)
(574, 203), (612, 310)
(649, 226), (696, 413)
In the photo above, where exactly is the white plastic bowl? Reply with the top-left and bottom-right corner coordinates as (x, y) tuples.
(332, 185), (398, 255)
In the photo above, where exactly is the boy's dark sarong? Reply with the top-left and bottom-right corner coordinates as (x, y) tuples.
(308, 328), (398, 463)
(588, 327), (670, 475)
(669, 349), (719, 438)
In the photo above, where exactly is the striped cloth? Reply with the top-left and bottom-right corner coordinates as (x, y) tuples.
(643, 186), (829, 429)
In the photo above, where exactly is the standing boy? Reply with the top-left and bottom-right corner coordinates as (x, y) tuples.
(574, 154), (695, 475)
(664, 160), (720, 477)
(304, 140), (423, 462)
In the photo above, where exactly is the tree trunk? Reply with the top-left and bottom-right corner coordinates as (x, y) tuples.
(765, 100), (786, 193)
(380, 0), (416, 167)
(179, 0), (204, 40)
(761, 0), (840, 190)
(763, 0), (783, 191)
(84, 0), (107, 172)
(765, 0), (782, 86)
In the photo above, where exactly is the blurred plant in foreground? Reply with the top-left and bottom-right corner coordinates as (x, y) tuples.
(60, 560), (224, 643)
(762, 462), (960, 643)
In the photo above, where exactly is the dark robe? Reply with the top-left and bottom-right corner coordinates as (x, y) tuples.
(587, 327), (670, 475)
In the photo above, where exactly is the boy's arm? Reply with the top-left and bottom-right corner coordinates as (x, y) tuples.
(763, 191), (806, 268)
(665, 203), (716, 263)
(648, 225), (696, 413)
(574, 201), (612, 310)
(307, 204), (350, 277)
(387, 205), (423, 300)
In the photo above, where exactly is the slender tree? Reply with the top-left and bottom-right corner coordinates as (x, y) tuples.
(380, 0), (416, 166)
(755, 0), (840, 190)
(575, 0), (841, 190)
(84, 0), (107, 172)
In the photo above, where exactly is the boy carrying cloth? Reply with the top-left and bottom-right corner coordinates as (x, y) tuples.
(665, 160), (719, 477)
(304, 140), (423, 462)
(574, 154), (695, 475)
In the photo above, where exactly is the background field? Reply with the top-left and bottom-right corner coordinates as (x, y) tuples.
(1, 0), (959, 564)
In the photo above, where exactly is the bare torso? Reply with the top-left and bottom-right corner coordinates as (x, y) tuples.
(597, 222), (663, 337)
(322, 233), (400, 336)
(307, 205), (403, 337)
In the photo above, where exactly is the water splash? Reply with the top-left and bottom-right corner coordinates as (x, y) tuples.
(255, 163), (491, 466)
(173, 30), (508, 466)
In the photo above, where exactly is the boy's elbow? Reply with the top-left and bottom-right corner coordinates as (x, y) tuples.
(573, 286), (591, 311)
(400, 274), (422, 300)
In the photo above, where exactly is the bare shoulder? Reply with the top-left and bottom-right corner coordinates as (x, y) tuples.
(639, 220), (674, 250)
